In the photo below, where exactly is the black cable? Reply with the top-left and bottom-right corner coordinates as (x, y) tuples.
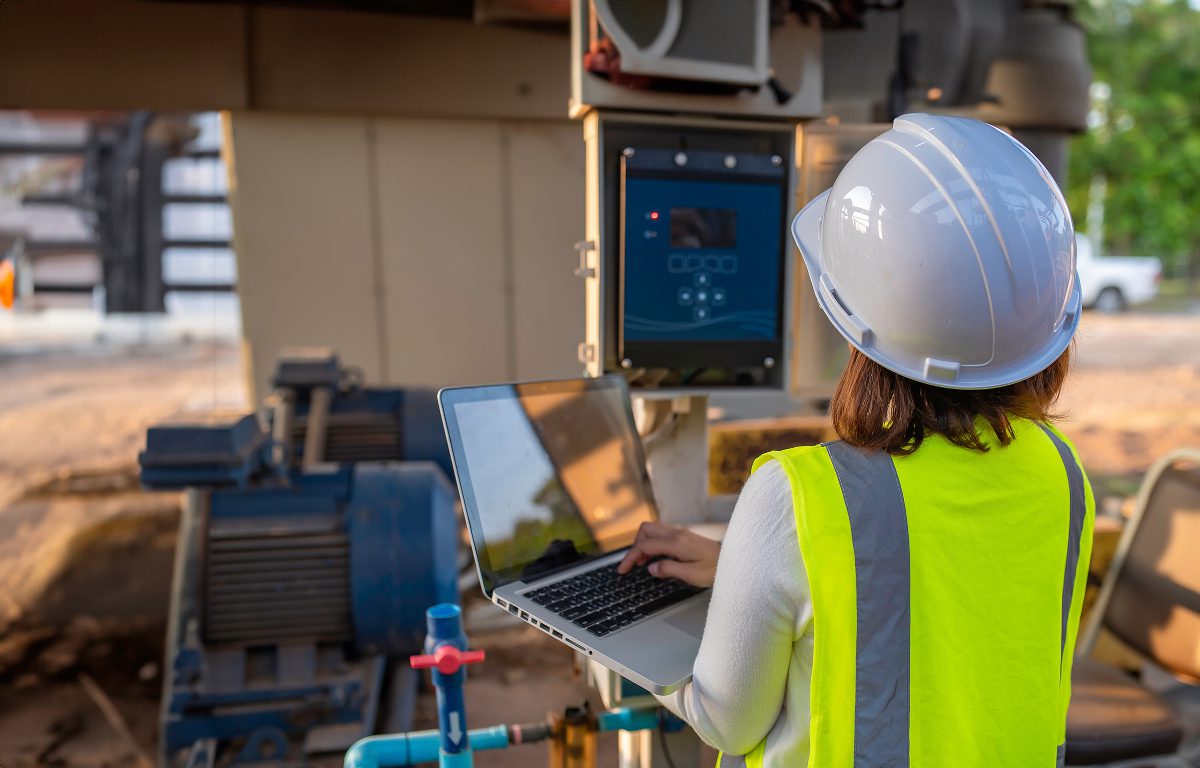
(507, 721), (554, 745)
(658, 714), (679, 768)
(767, 75), (793, 105)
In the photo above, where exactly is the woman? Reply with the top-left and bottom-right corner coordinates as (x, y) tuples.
(618, 114), (1094, 767)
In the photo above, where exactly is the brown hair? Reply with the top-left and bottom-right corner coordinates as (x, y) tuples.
(830, 345), (1072, 456)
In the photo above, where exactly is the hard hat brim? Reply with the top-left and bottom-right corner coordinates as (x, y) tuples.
(792, 188), (883, 375)
(791, 189), (829, 283)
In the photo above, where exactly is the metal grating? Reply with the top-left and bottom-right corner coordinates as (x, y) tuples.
(204, 531), (351, 645)
(291, 412), (404, 463)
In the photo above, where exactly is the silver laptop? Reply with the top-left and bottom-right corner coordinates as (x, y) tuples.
(438, 376), (709, 695)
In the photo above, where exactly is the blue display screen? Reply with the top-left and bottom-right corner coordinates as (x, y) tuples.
(623, 177), (783, 343)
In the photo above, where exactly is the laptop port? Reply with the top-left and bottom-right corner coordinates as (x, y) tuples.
(539, 622), (549, 630)
(520, 611), (529, 621)
(563, 636), (588, 653)
(496, 598), (507, 609)
(508, 604), (518, 616)
(551, 630), (562, 639)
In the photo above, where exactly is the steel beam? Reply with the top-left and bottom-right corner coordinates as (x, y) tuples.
(0, 142), (85, 156)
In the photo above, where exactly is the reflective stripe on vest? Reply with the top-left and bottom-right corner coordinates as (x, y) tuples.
(717, 421), (1091, 768)
(825, 441), (911, 766)
(1038, 423), (1088, 666)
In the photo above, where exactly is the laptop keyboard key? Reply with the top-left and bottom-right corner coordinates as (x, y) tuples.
(560, 605), (591, 620)
(530, 563), (707, 636)
(633, 586), (699, 617)
(575, 608), (610, 628)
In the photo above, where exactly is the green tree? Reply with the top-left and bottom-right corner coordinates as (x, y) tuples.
(1067, 0), (1200, 281)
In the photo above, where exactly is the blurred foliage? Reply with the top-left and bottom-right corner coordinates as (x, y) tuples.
(484, 477), (597, 578)
(1066, 0), (1200, 279)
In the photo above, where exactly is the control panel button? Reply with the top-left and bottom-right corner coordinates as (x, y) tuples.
(677, 288), (694, 306)
(694, 272), (711, 287)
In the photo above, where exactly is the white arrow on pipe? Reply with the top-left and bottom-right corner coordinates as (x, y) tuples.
(448, 711), (463, 747)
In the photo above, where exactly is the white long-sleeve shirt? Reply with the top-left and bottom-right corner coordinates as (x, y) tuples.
(656, 461), (814, 766)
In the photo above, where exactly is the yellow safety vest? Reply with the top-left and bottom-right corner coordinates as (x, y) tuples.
(717, 418), (1094, 768)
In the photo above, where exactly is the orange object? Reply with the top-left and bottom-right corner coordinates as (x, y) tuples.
(0, 260), (13, 310)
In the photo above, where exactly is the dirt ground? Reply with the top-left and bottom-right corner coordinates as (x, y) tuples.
(1062, 312), (1200, 480)
(0, 308), (1197, 766)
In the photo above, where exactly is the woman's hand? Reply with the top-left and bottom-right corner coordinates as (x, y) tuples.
(616, 521), (721, 588)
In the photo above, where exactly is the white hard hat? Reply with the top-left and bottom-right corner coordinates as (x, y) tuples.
(793, 113), (1081, 390)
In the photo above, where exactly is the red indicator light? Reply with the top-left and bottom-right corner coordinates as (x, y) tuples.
(649, 211), (660, 220)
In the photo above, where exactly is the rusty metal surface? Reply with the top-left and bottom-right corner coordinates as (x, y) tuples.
(708, 416), (835, 496)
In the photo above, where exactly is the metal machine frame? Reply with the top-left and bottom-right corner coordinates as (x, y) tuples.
(2, 112), (233, 312)
(141, 354), (460, 767)
(1070, 450), (1200, 768)
(568, 0), (822, 121)
(1078, 449), (1200, 658)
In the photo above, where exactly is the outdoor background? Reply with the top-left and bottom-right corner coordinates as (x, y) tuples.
(0, 1), (1198, 766)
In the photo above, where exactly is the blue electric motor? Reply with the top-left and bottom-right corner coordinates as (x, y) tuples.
(140, 352), (459, 766)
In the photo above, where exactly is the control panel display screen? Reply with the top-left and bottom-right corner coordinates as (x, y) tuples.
(622, 176), (783, 345)
(670, 207), (737, 250)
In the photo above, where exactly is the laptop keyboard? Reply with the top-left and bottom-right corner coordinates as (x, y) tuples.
(524, 562), (704, 637)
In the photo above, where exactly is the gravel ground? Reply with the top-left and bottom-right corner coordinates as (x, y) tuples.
(0, 340), (246, 510)
(1062, 312), (1200, 481)
(0, 308), (1196, 766)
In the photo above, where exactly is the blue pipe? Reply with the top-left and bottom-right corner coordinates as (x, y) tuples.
(596, 708), (660, 733)
(344, 603), (686, 768)
(425, 604), (471, 757)
(346, 709), (679, 767)
(344, 726), (509, 768)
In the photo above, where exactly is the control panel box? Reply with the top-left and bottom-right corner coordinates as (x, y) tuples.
(579, 113), (795, 392)
(619, 147), (786, 371)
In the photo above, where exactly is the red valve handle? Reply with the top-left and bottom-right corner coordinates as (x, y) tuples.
(409, 645), (486, 675)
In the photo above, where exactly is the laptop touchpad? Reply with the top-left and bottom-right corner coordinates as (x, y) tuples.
(664, 599), (707, 639)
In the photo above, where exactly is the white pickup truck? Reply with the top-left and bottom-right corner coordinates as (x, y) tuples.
(1076, 234), (1162, 312)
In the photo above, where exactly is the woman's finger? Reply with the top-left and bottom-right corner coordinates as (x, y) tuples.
(634, 521), (674, 540)
(617, 538), (655, 573)
(616, 523), (673, 573)
(616, 547), (642, 574)
(648, 558), (714, 588)
(617, 535), (686, 573)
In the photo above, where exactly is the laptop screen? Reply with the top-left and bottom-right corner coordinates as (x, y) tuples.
(440, 377), (657, 595)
